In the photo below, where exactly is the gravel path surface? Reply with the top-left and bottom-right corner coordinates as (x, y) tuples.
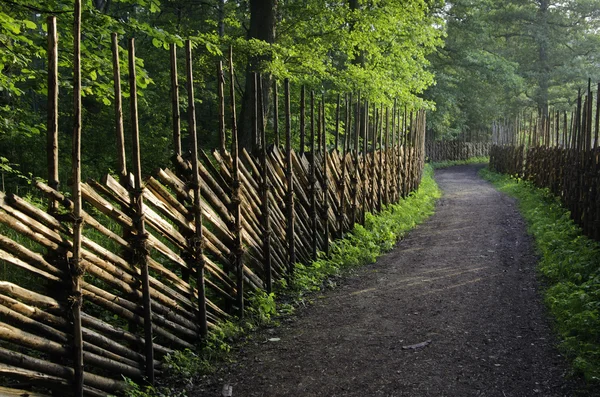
(196, 164), (585, 397)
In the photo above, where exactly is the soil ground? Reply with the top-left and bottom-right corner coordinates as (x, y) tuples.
(194, 164), (589, 397)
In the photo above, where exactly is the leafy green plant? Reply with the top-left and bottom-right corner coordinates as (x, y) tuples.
(481, 167), (600, 384)
(284, 164), (441, 300)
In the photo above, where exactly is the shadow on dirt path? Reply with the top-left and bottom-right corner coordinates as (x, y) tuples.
(196, 164), (584, 397)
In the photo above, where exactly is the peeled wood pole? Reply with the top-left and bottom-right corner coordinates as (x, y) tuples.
(372, 104), (378, 213)
(384, 107), (389, 206)
(392, 99), (398, 202)
(217, 61), (226, 154)
(321, 98), (329, 255)
(274, 81), (280, 148)
(338, 93), (350, 238)
(70, 1), (84, 394)
(310, 91), (318, 260)
(170, 44), (182, 157)
(362, 100), (369, 221)
(128, 38), (154, 383)
(300, 86), (306, 156)
(335, 93), (341, 151)
(112, 33), (127, 184)
(284, 79), (295, 276)
(186, 40), (208, 337)
(351, 93), (360, 226)
(47, 15), (59, 212)
(228, 47), (244, 317)
(258, 75), (272, 292)
(594, 83), (600, 149)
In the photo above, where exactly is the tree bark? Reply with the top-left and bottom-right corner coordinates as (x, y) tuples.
(536, 0), (549, 119)
(239, 0), (277, 151)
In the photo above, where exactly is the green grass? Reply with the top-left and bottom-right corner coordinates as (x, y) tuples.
(285, 164), (441, 297)
(480, 167), (600, 384)
(429, 156), (489, 169)
(123, 164), (442, 397)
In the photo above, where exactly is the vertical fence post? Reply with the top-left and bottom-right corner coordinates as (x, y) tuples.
(362, 100), (369, 222)
(285, 79), (296, 277)
(310, 91), (318, 259)
(351, 92), (360, 226)
(228, 47), (244, 318)
(186, 40), (208, 337)
(47, 15), (59, 212)
(335, 94), (341, 151)
(321, 98), (329, 255)
(338, 93), (350, 238)
(300, 86), (306, 156)
(70, 1), (84, 395)
(128, 38), (155, 383)
(112, 33), (127, 184)
(258, 74), (272, 292)
(384, 107), (389, 206)
(392, 99), (398, 203)
(371, 104), (378, 213)
(274, 81), (280, 148)
(217, 61), (226, 154)
(595, 83), (600, 150)
(170, 44), (182, 158)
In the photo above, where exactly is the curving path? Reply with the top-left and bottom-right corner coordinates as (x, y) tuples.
(196, 164), (582, 397)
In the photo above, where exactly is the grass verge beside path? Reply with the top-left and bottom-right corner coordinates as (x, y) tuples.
(287, 163), (441, 297)
(124, 165), (442, 397)
(480, 168), (600, 385)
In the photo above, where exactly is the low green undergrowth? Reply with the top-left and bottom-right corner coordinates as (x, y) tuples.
(430, 156), (489, 169)
(285, 164), (441, 299)
(480, 168), (600, 384)
(123, 165), (441, 397)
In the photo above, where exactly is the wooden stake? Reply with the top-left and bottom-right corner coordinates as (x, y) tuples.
(274, 80), (280, 148)
(128, 38), (154, 383)
(228, 47), (244, 318)
(310, 91), (317, 260)
(170, 44), (182, 158)
(71, 1), (84, 395)
(321, 98), (329, 255)
(284, 79), (295, 276)
(258, 74), (272, 291)
(338, 93), (350, 238)
(300, 86), (306, 156)
(186, 41), (208, 337)
(351, 92), (360, 226)
(362, 100), (368, 221)
(47, 16), (59, 212)
(217, 61), (226, 154)
(335, 93), (340, 151)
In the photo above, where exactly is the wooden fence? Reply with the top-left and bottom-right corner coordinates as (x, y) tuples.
(425, 141), (490, 162)
(0, 14), (427, 397)
(489, 81), (600, 242)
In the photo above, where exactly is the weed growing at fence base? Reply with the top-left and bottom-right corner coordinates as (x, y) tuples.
(480, 168), (600, 384)
(123, 165), (441, 397)
(286, 164), (441, 299)
(430, 156), (489, 169)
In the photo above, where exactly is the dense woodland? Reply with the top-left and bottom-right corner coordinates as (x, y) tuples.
(1, 0), (600, 186)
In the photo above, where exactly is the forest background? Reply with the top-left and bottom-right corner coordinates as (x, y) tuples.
(1, 0), (600, 189)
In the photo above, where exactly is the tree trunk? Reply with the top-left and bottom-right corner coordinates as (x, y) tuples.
(239, 0), (277, 151)
(536, 0), (549, 119)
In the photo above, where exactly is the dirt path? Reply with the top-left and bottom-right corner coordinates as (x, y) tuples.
(196, 164), (582, 397)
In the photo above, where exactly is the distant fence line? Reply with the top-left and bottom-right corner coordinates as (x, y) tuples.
(0, 14), (427, 397)
(490, 81), (600, 242)
(425, 141), (491, 162)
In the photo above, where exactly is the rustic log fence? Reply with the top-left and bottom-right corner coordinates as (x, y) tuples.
(490, 81), (600, 242)
(425, 140), (491, 162)
(0, 11), (427, 397)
